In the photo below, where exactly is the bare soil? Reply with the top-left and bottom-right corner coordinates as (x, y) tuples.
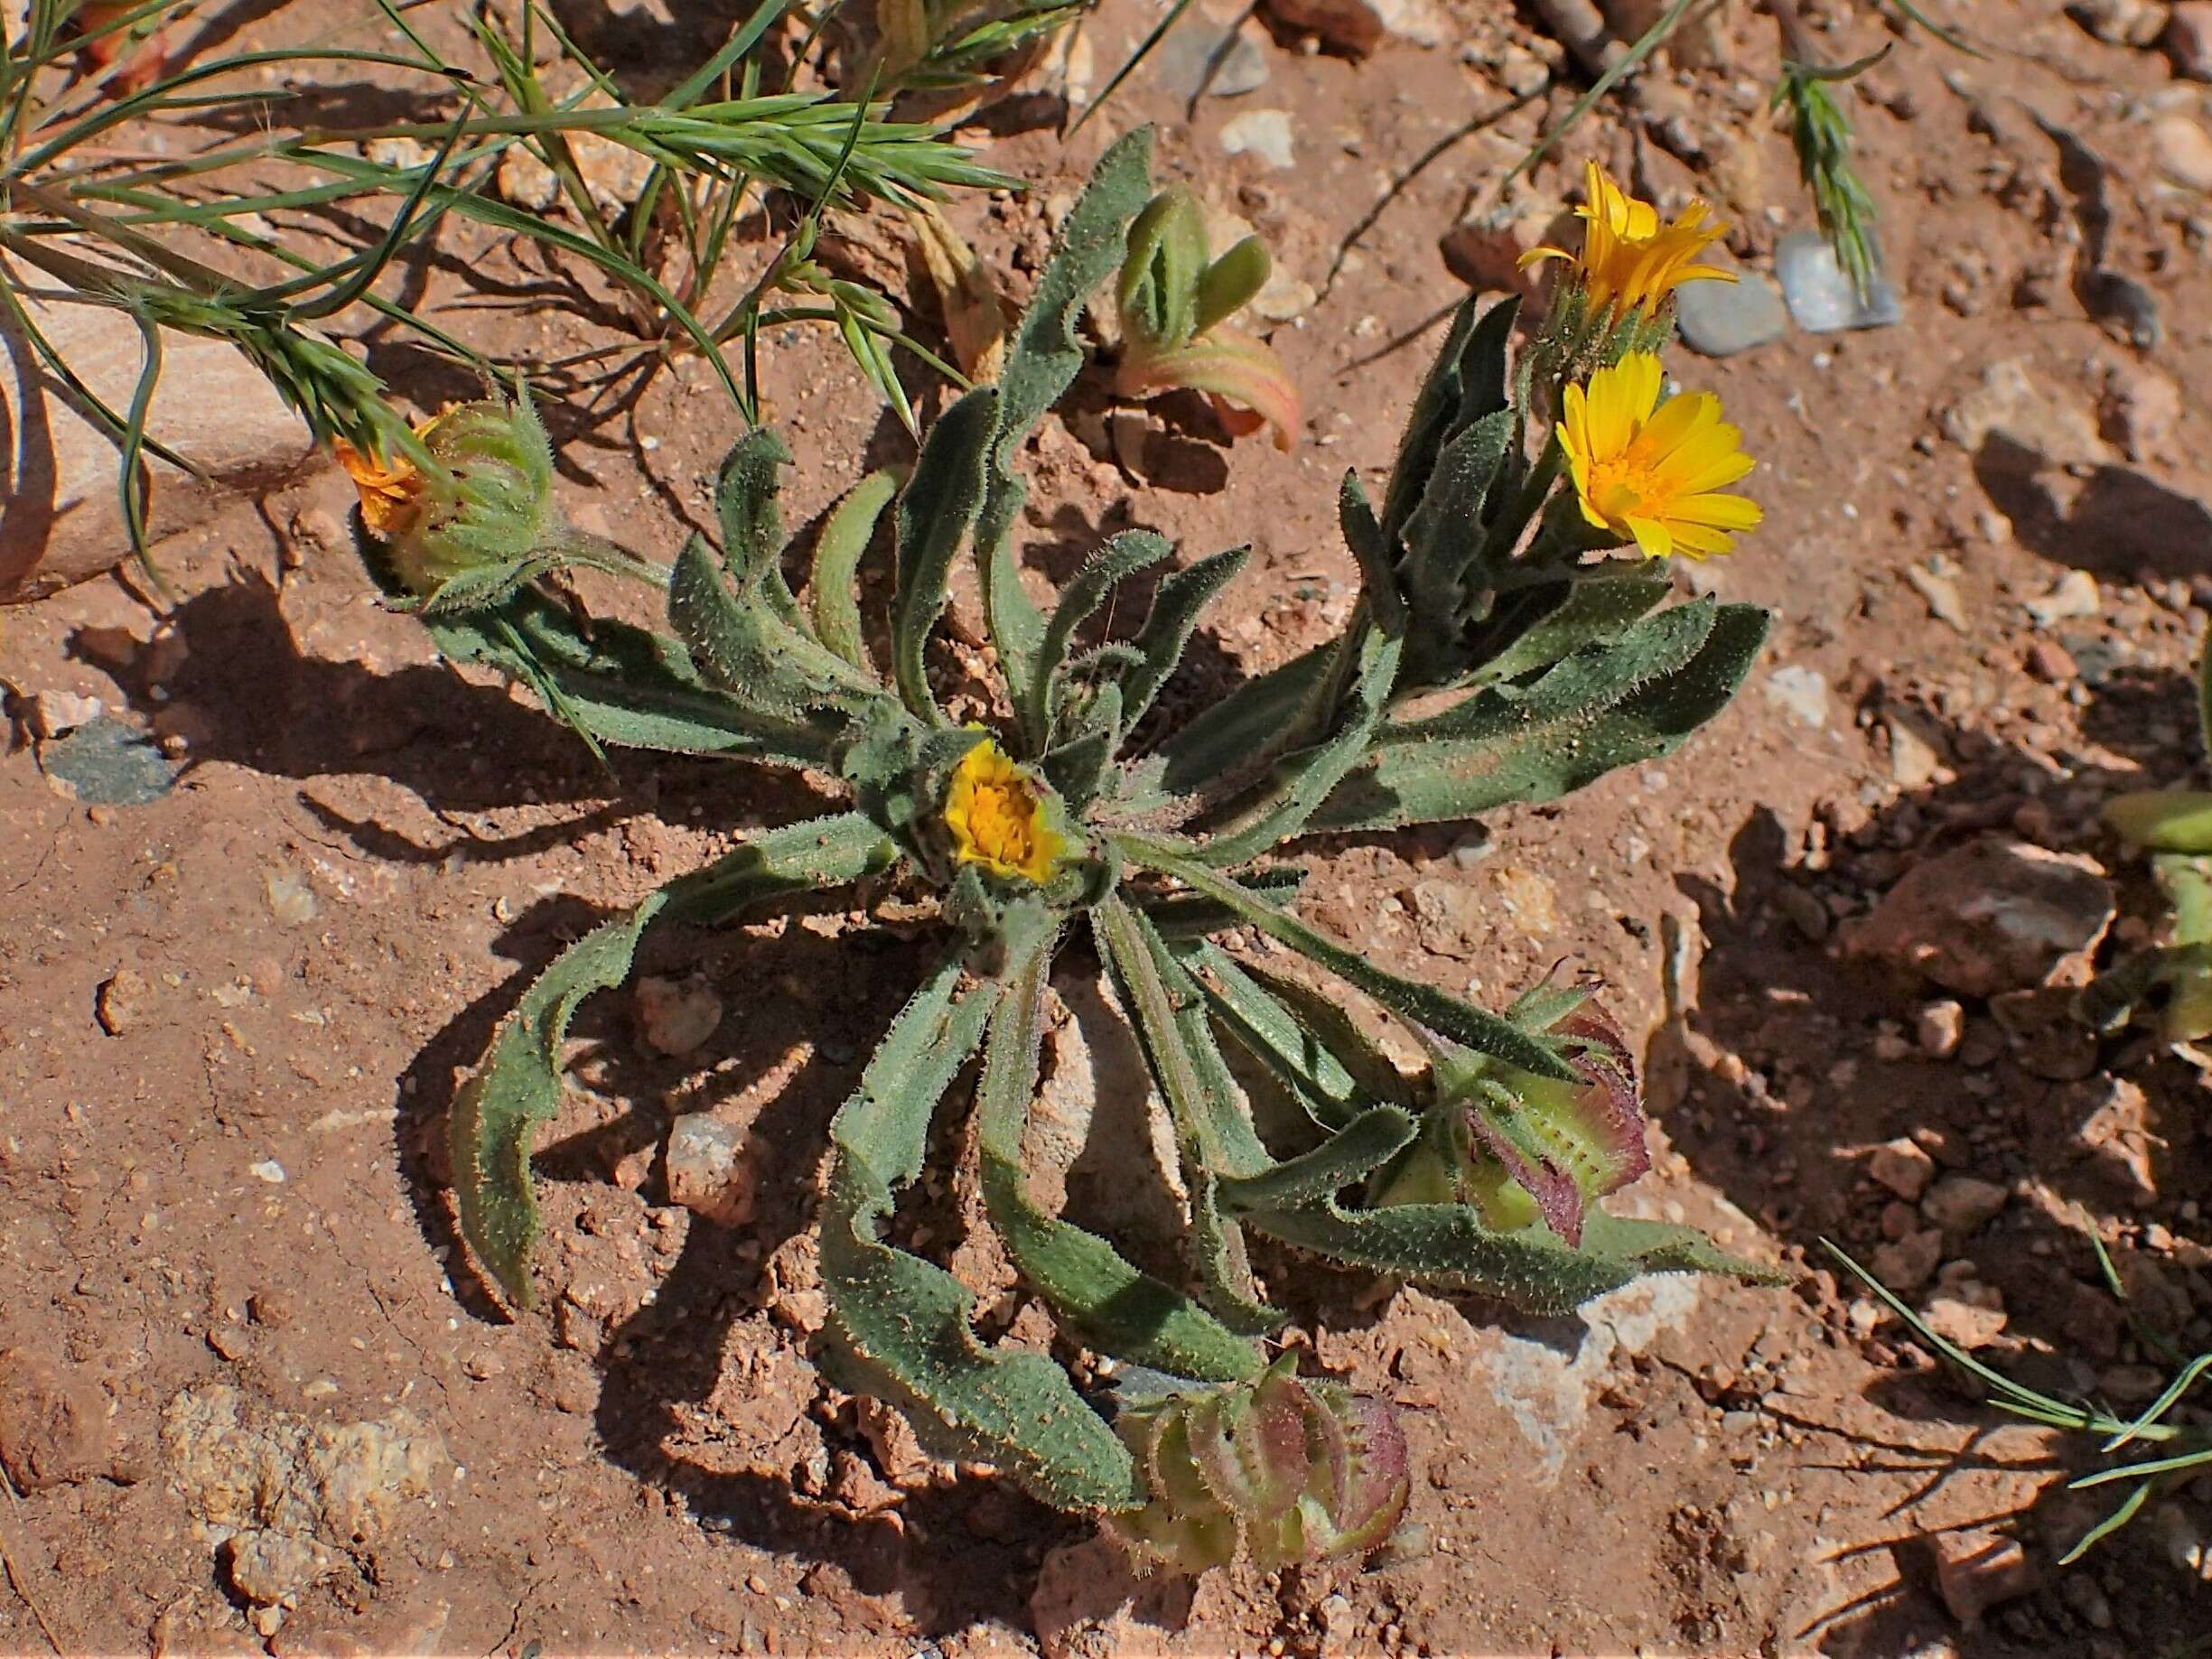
(4, 1), (2209, 1654)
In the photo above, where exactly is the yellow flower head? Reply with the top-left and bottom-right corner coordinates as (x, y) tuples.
(1558, 353), (1761, 561)
(945, 738), (1067, 884)
(1520, 162), (1733, 317)
(334, 415), (441, 539)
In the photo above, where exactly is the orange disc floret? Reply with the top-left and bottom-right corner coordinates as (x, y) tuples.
(944, 738), (1067, 884)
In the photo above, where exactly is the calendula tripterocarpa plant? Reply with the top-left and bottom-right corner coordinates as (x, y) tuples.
(356, 130), (1780, 1569)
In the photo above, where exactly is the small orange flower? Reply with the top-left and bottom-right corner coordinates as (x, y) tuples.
(1521, 161), (1733, 318)
(335, 416), (438, 539)
(944, 738), (1066, 884)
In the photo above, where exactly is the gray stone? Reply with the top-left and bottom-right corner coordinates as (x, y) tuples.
(1762, 665), (1831, 731)
(1774, 230), (1903, 333)
(1152, 23), (1269, 99)
(40, 718), (178, 805)
(1675, 268), (1790, 357)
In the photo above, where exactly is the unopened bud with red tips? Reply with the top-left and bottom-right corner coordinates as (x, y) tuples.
(1374, 993), (1649, 1247)
(1106, 1357), (1411, 1574)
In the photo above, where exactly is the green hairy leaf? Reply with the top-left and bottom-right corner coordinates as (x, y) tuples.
(820, 950), (1147, 1513)
(1245, 1199), (1778, 1317)
(807, 466), (903, 675)
(1315, 601), (1770, 832)
(452, 813), (896, 1306)
(975, 918), (1265, 1382)
(982, 127), (1160, 745)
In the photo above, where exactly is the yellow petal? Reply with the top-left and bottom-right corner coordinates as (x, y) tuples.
(1625, 515), (1675, 560)
(1637, 388), (1715, 458)
(1670, 491), (1763, 530)
(1667, 520), (1736, 558)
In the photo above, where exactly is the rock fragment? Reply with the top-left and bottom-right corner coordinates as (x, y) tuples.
(1774, 231), (1901, 332)
(0, 1350), (117, 1491)
(1675, 267), (1789, 358)
(1932, 1528), (2036, 1628)
(1922, 1174), (2009, 1234)
(2167, 1), (2212, 77)
(1218, 107), (1295, 171)
(1868, 1139), (1936, 1202)
(665, 1113), (754, 1226)
(1845, 839), (2115, 998)
(1263, 0), (1446, 56)
(635, 974), (723, 1057)
(96, 966), (149, 1036)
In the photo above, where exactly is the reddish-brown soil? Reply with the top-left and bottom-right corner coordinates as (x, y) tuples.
(4, 1), (2209, 1654)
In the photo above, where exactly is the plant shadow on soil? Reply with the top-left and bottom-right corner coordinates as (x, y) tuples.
(1657, 658), (2209, 1654)
(73, 572), (837, 862)
(1974, 433), (2212, 587)
(508, 909), (1063, 1632)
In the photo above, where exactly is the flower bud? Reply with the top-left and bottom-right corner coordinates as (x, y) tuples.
(1108, 1358), (1411, 1573)
(338, 396), (558, 600)
(1380, 996), (1650, 1247)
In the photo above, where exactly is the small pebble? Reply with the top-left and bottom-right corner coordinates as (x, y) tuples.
(1922, 1174), (2009, 1234)
(1917, 1001), (1965, 1058)
(1869, 1138), (1936, 1201)
(635, 975), (723, 1057)
(1675, 267), (1791, 358)
(1219, 108), (1296, 171)
(95, 968), (148, 1037)
(2024, 640), (2077, 684)
(1774, 231), (1903, 333)
(1933, 1528), (2036, 1627)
